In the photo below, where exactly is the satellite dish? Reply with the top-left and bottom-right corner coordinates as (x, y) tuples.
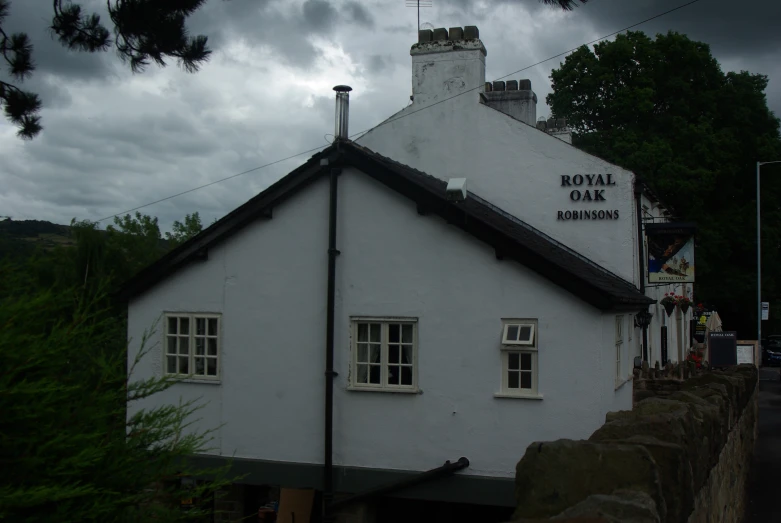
(420, 22), (434, 30)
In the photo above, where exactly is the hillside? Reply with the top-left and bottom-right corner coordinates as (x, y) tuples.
(0, 219), (75, 260)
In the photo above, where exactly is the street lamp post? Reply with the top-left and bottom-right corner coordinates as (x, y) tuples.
(757, 160), (781, 348)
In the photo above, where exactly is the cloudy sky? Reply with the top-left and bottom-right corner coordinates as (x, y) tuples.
(1, 0), (779, 231)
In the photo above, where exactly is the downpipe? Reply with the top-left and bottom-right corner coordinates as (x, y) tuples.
(323, 164), (341, 522)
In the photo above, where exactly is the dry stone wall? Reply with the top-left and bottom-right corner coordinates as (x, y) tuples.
(509, 364), (758, 523)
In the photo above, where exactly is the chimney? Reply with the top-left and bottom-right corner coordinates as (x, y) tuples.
(410, 25), (486, 106)
(537, 116), (572, 144)
(482, 78), (537, 126)
(333, 85), (352, 140)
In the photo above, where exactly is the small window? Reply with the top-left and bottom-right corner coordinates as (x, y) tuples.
(165, 313), (221, 380)
(351, 318), (417, 391)
(502, 322), (535, 346)
(500, 319), (538, 395)
(615, 315), (624, 381)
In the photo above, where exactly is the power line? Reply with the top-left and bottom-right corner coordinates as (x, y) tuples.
(98, 0), (702, 222)
(96, 144), (328, 222)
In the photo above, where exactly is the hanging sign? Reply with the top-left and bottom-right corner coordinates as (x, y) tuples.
(645, 222), (696, 283)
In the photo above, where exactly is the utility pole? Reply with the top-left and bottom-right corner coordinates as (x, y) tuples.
(757, 160), (781, 347)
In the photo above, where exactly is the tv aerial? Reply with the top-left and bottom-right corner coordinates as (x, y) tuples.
(405, 0), (433, 32)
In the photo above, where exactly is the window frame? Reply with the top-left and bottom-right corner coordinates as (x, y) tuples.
(501, 322), (536, 346)
(349, 317), (419, 393)
(499, 319), (539, 397)
(163, 312), (222, 382)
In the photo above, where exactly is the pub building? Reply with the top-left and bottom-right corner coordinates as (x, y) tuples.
(124, 25), (695, 523)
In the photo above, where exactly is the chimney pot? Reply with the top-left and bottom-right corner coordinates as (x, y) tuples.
(448, 27), (464, 40)
(484, 82), (492, 92)
(464, 26), (479, 39)
(506, 80), (518, 91)
(418, 29), (433, 43)
(536, 121), (547, 131)
(556, 118), (566, 128)
(519, 79), (532, 90)
(432, 27), (449, 40)
(333, 85), (352, 141)
(492, 81), (506, 91)
(547, 117), (555, 129)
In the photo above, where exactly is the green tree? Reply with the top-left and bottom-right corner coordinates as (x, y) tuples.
(0, 274), (234, 521)
(106, 212), (167, 278)
(166, 212), (203, 248)
(0, 0), (210, 139)
(546, 31), (781, 337)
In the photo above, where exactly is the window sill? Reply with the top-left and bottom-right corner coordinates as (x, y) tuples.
(167, 377), (222, 385)
(614, 375), (633, 391)
(347, 386), (421, 394)
(494, 392), (543, 400)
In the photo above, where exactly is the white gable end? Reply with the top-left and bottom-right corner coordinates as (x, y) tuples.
(127, 165), (628, 480)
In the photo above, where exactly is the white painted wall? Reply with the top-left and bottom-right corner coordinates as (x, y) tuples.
(128, 167), (631, 480)
(357, 79), (639, 285)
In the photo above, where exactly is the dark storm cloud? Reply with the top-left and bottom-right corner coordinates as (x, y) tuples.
(366, 54), (391, 74)
(189, 0), (324, 68)
(572, 0), (781, 59)
(303, 0), (339, 33)
(345, 1), (375, 28)
(190, 0), (379, 68)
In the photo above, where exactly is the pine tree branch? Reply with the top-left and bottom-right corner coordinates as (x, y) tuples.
(541, 0), (588, 10)
(51, 0), (111, 53)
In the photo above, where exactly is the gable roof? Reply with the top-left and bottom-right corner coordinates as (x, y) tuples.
(119, 140), (653, 311)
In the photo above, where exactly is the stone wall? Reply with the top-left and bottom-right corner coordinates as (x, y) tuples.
(509, 364), (758, 523)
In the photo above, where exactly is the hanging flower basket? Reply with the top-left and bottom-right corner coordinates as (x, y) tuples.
(663, 301), (676, 316)
(678, 295), (693, 315)
(660, 293), (677, 317)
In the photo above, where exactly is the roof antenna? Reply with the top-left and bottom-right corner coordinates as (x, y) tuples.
(405, 0), (433, 32)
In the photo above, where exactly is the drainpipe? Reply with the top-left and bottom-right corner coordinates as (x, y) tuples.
(323, 165), (339, 522)
(635, 181), (649, 362)
(324, 85), (350, 522)
(328, 457), (470, 512)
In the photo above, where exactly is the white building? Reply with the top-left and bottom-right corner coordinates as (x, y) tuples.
(123, 25), (691, 522)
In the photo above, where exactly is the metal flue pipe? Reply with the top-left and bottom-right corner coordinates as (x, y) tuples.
(333, 85), (352, 141)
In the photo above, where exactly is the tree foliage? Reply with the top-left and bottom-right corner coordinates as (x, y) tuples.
(166, 212), (203, 248)
(0, 0), (210, 139)
(541, 0), (587, 10)
(547, 31), (781, 337)
(0, 210), (228, 521)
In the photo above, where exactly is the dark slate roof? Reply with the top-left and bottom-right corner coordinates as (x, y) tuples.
(119, 141), (653, 310)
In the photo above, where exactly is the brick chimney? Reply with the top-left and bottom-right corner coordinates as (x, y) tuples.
(482, 78), (537, 126)
(411, 26), (486, 106)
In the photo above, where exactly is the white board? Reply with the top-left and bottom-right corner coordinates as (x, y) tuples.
(737, 345), (754, 365)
